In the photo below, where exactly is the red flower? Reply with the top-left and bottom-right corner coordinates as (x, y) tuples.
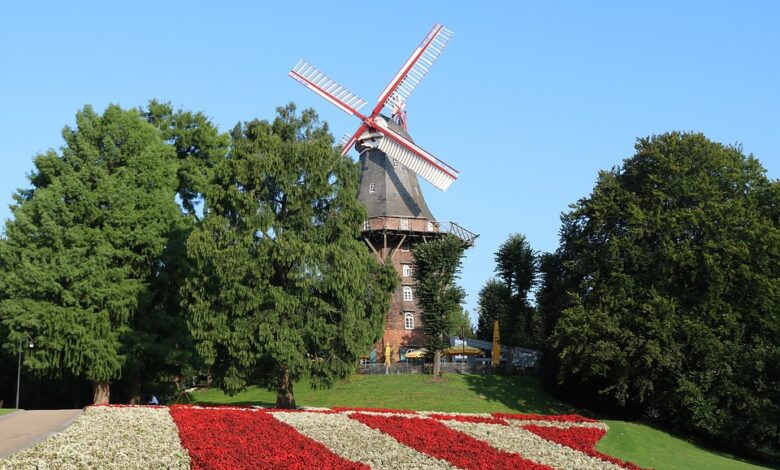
(523, 425), (645, 470)
(351, 413), (553, 470)
(169, 406), (367, 470)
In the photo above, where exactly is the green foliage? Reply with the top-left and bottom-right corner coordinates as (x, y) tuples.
(475, 279), (511, 340)
(541, 132), (780, 460)
(412, 234), (466, 354)
(114, 101), (229, 402)
(182, 104), (395, 404)
(495, 233), (536, 297)
(0, 105), (181, 387)
(477, 233), (540, 347)
(449, 308), (474, 337)
(142, 100), (229, 216)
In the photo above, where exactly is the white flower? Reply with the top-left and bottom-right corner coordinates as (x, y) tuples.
(272, 411), (455, 469)
(0, 407), (189, 470)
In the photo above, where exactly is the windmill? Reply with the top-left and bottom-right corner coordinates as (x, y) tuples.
(289, 23), (459, 192)
(289, 23), (477, 363)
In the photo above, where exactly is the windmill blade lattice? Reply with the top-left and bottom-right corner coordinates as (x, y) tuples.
(377, 25), (454, 114)
(289, 60), (368, 117)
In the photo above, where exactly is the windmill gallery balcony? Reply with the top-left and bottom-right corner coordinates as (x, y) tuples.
(362, 217), (478, 247)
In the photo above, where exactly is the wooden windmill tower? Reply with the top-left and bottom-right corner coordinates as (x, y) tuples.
(290, 24), (477, 362)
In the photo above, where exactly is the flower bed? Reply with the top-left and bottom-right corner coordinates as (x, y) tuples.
(1, 406), (645, 469)
(0, 406), (189, 470)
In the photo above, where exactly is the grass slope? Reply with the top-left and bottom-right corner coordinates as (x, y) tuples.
(191, 374), (773, 470)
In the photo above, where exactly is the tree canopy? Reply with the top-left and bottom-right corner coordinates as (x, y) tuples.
(413, 234), (466, 378)
(540, 132), (780, 460)
(182, 104), (396, 408)
(477, 233), (539, 348)
(0, 104), (182, 403)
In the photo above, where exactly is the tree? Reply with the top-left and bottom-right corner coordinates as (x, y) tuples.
(182, 104), (396, 408)
(142, 100), (229, 217)
(541, 132), (780, 460)
(117, 102), (229, 404)
(475, 279), (511, 341)
(0, 105), (181, 404)
(449, 308), (474, 338)
(413, 234), (466, 378)
(476, 233), (539, 349)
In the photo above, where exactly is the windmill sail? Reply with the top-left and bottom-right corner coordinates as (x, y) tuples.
(289, 24), (459, 192)
(289, 60), (367, 117)
(373, 24), (454, 115)
(371, 117), (458, 192)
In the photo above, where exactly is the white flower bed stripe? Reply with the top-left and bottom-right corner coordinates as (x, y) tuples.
(418, 411), (494, 418)
(443, 420), (623, 470)
(338, 410), (423, 418)
(506, 420), (609, 430)
(272, 411), (457, 470)
(0, 407), (189, 470)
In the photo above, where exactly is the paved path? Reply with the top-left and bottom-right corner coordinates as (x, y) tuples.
(0, 409), (82, 458)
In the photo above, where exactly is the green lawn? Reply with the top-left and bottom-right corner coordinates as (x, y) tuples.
(192, 374), (576, 414)
(0, 409), (18, 416)
(190, 374), (774, 470)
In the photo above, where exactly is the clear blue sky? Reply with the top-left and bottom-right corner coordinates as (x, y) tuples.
(1, 1), (778, 320)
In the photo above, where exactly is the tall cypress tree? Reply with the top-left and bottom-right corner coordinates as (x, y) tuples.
(182, 104), (396, 408)
(0, 105), (181, 404)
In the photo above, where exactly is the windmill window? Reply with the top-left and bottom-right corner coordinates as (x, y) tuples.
(400, 218), (409, 230)
(401, 242), (410, 252)
(363, 220), (370, 230)
(369, 182), (376, 194)
(403, 286), (413, 301)
(402, 264), (411, 277)
(426, 221), (434, 232)
(404, 312), (414, 329)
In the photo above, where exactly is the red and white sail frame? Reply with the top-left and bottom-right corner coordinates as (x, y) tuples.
(289, 24), (458, 192)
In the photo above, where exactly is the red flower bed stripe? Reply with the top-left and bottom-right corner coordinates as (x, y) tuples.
(492, 412), (598, 423)
(170, 406), (368, 470)
(351, 413), (553, 470)
(427, 413), (507, 425)
(523, 425), (644, 470)
(330, 406), (417, 414)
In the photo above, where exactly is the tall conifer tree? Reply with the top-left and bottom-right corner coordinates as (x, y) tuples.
(0, 105), (181, 404)
(182, 104), (396, 408)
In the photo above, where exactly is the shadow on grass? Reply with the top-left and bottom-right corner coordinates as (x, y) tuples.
(462, 374), (579, 415)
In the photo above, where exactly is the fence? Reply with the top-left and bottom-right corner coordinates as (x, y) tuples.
(358, 362), (492, 375)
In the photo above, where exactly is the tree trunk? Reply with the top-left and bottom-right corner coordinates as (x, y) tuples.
(504, 342), (515, 374)
(128, 369), (142, 404)
(275, 368), (296, 409)
(92, 381), (110, 405)
(432, 350), (442, 378)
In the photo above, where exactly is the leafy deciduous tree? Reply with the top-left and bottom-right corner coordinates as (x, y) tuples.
(477, 233), (539, 350)
(475, 279), (511, 341)
(413, 234), (466, 378)
(541, 132), (780, 460)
